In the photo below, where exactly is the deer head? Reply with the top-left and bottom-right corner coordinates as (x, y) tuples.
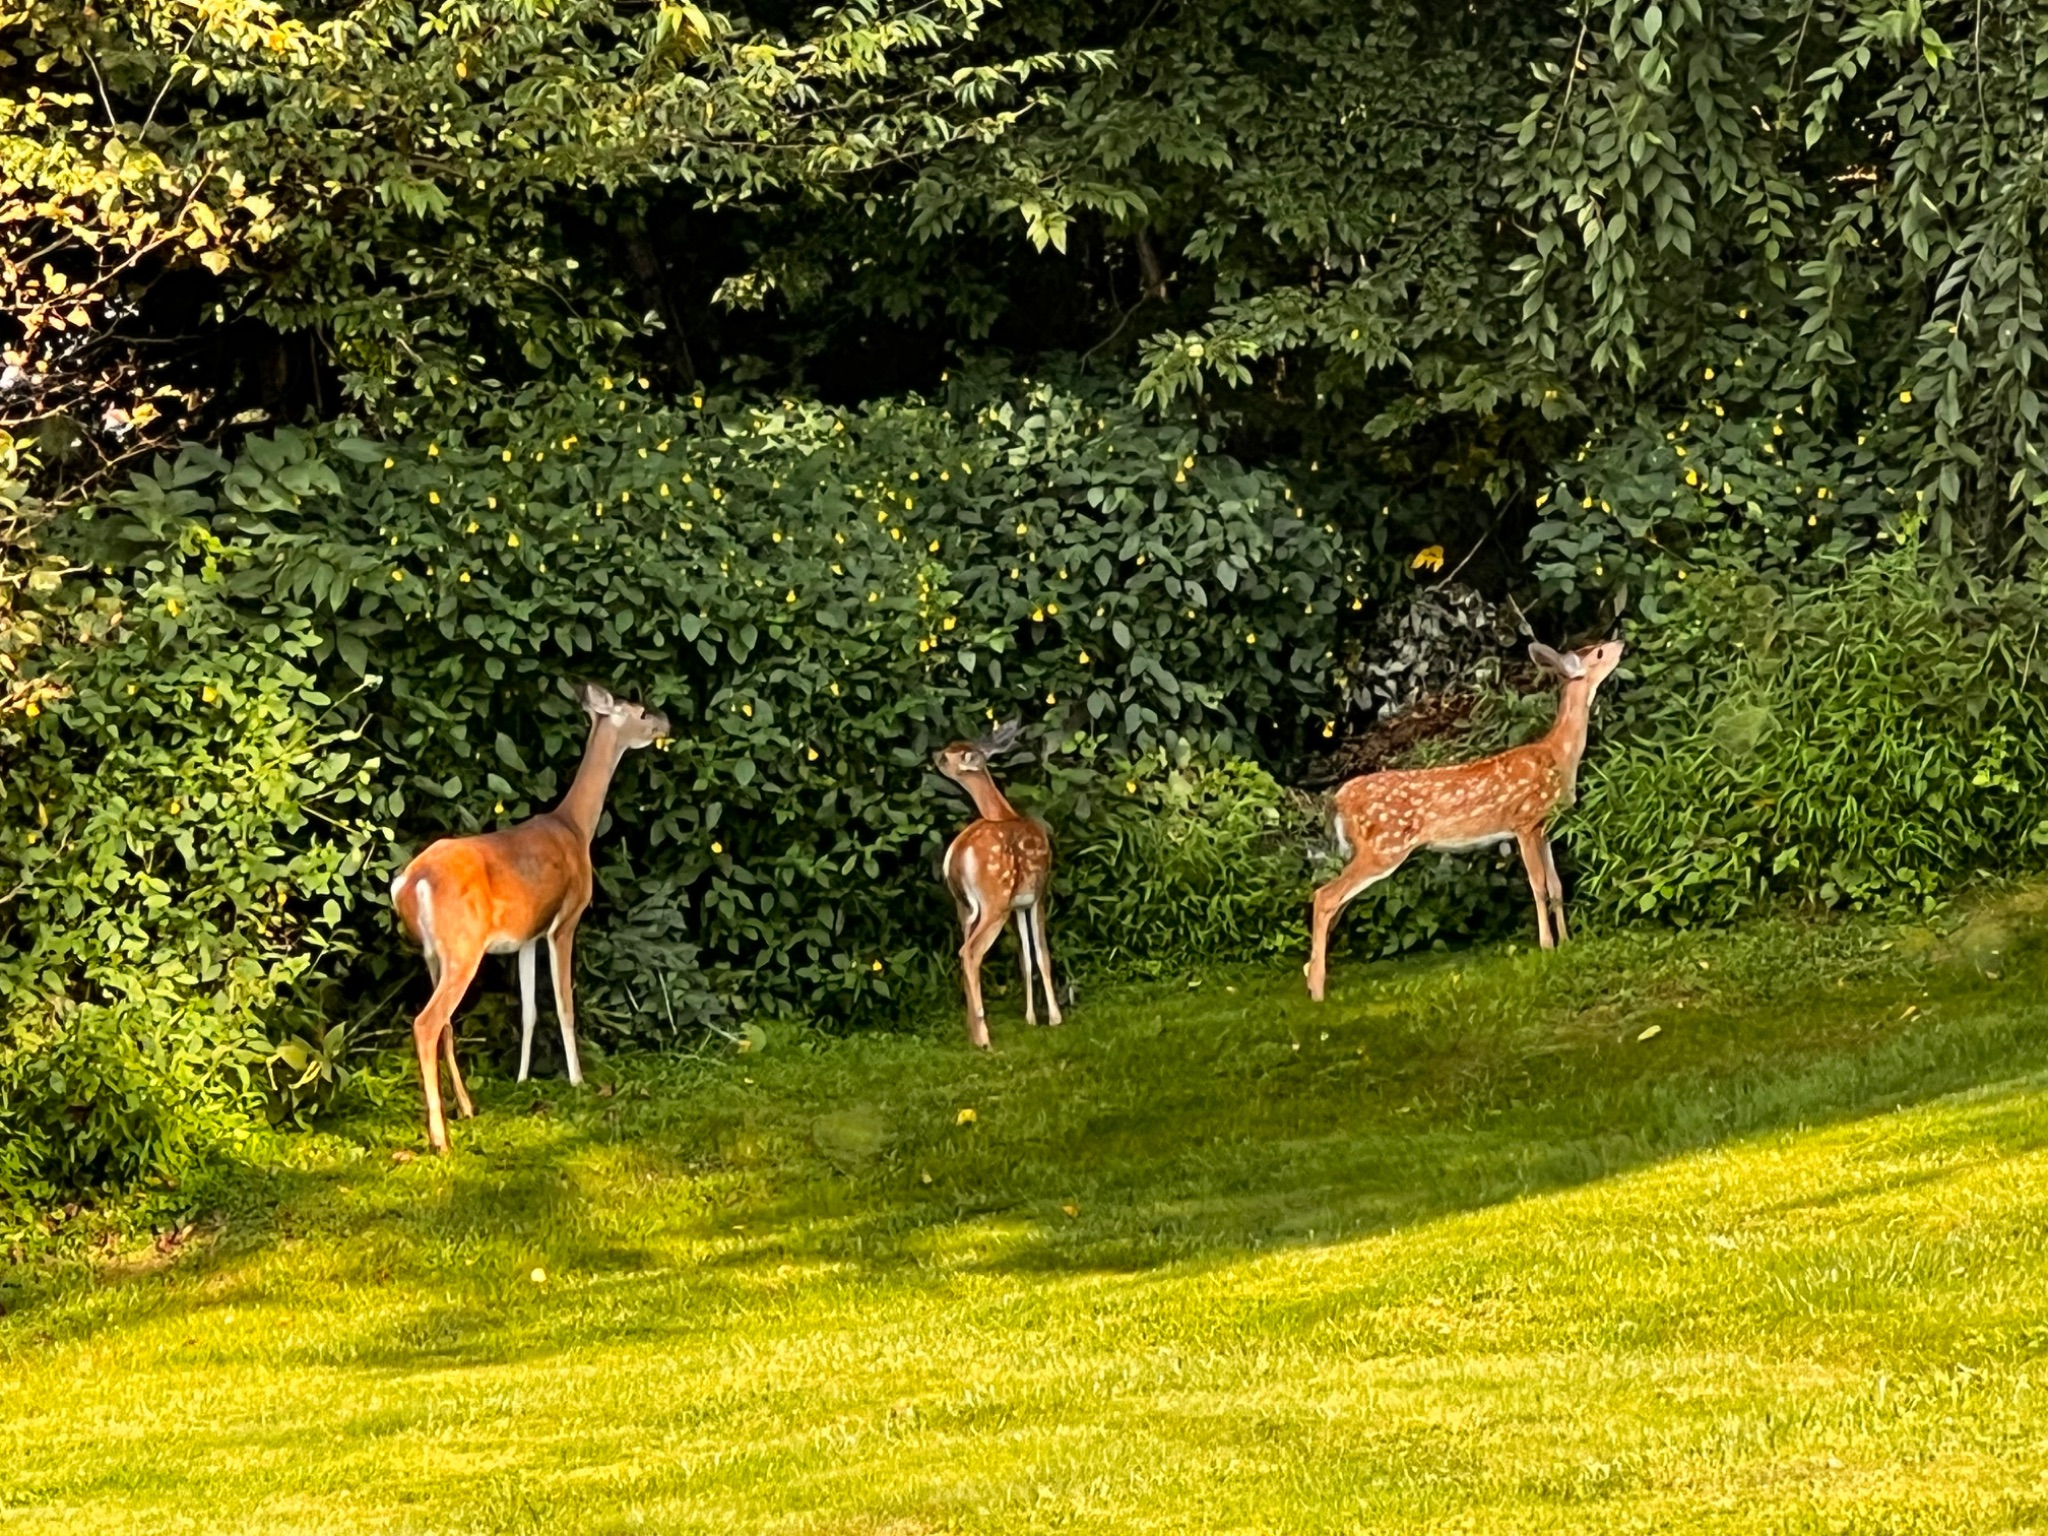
(577, 680), (671, 749)
(1528, 640), (1626, 693)
(932, 718), (1020, 784)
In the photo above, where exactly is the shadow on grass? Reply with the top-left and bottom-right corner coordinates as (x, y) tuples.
(14, 897), (2048, 1368)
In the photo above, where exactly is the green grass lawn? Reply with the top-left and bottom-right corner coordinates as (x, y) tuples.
(8, 896), (2048, 1534)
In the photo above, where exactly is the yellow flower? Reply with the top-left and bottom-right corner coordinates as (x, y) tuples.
(201, 685), (218, 704)
(382, 457), (394, 469)
(507, 532), (521, 548)
(1411, 545), (1445, 572)
(466, 520), (479, 533)
(1032, 608), (1045, 622)
(872, 959), (883, 972)
(1899, 389), (1914, 404)
(1078, 650), (1091, 664)
(741, 702), (753, 717)
(428, 490), (440, 504)
(711, 841), (724, 854)
(1322, 722), (1335, 738)
(1245, 632), (1257, 644)
(427, 443), (440, 457)
(391, 569), (404, 581)
(1703, 367), (1715, 380)
(806, 747), (819, 761)
(459, 571), (471, 583)
(955, 1108), (977, 1125)
(501, 449), (513, 462)
(942, 615), (957, 631)
(929, 539), (941, 552)
(786, 590), (797, 603)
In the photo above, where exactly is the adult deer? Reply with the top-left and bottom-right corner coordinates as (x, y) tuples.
(389, 682), (669, 1152)
(1306, 640), (1624, 1001)
(933, 719), (1060, 1049)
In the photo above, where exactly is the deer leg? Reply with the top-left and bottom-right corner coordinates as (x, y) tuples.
(1017, 905), (1038, 1028)
(412, 949), (481, 1154)
(1541, 836), (1571, 945)
(440, 1025), (475, 1120)
(1028, 904), (1063, 1027)
(1307, 848), (1405, 1002)
(959, 906), (1009, 1050)
(516, 939), (539, 1082)
(548, 912), (586, 1087)
(1516, 829), (1556, 950)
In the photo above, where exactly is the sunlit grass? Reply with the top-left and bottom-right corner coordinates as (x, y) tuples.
(6, 895), (2048, 1533)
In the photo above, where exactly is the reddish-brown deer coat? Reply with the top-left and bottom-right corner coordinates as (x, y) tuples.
(933, 722), (1059, 1048)
(1306, 641), (1625, 1000)
(389, 683), (668, 1152)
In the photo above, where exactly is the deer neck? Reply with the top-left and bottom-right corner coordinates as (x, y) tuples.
(1544, 678), (1595, 778)
(958, 769), (1019, 823)
(553, 718), (630, 842)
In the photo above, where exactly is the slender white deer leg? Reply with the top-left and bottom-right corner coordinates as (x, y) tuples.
(1018, 906), (1039, 1028)
(517, 939), (539, 1081)
(1028, 905), (1062, 1027)
(1515, 829), (1556, 950)
(549, 914), (585, 1086)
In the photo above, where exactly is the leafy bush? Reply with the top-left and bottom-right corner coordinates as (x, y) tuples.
(33, 379), (1352, 1046)
(1572, 554), (2048, 925)
(0, 480), (380, 1208)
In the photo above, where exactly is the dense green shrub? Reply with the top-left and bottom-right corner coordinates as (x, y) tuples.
(1571, 554), (2048, 924)
(28, 380), (1354, 1053)
(0, 478), (379, 1208)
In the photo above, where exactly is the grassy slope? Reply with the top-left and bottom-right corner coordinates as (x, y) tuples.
(6, 898), (2048, 1534)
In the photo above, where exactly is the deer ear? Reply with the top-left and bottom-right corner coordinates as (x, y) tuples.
(578, 680), (617, 715)
(985, 718), (1022, 754)
(1529, 643), (1585, 680)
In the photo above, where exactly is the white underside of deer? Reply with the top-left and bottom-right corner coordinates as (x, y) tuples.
(1306, 639), (1625, 1001)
